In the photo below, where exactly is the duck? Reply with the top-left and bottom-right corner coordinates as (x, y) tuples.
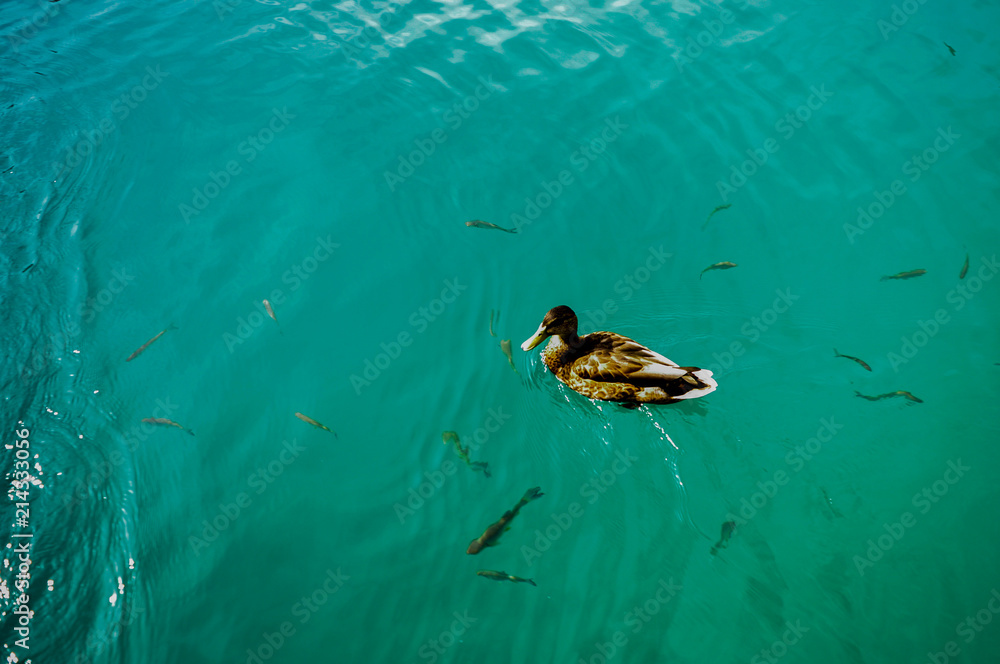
(520, 305), (717, 405)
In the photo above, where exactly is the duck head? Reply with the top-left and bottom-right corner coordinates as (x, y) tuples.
(521, 305), (579, 351)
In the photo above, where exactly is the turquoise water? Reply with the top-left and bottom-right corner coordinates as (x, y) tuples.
(2, 0), (1000, 662)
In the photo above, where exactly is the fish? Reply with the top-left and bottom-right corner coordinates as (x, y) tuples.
(834, 349), (872, 372)
(702, 203), (732, 229)
(959, 253), (969, 280)
(944, 42), (956, 56)
(894, 390), (924, 403)
(443, 431), (490, 477)
(477, 570), (536, 586)
(821, 488), (844, 518)
(710, 520), (736, 556)
(880, 269), (926, 281)
(126, 324), (177, 362)
(489, 309), (498, 337)
(263, 299), (279, 325)
(700, 261), (737, 279)
(141, 417), (194, 436)
(854, 390), (923, 403)
(466, 220), (517, 234)
(467, 486), (543, 554)
(500, 339), (517, 373)
(295, 412), (337, 437)
(21, 263), (34, 273)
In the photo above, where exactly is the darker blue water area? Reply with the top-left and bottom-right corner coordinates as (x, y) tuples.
(1, 1), (999, 663)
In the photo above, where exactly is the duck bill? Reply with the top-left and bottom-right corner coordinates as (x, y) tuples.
(521, 324), (550, 351)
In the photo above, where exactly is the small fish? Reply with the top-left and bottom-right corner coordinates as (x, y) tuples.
(443, 431), (490, 477)
(21, 263), (34, 273)
(821, 488), (844, 518)
(500, 339), (517, 373)
(959, 253), (969, 280)
(710, 520), (736, 556)
(702, 203), (732, 229)
(467, 487), (543, 554)
(141, 417), (194, 436)
(263, 299), (279, 326)
(854, 390), (923, 403)
(477, 570), (536, 586)
(944, 42), (956, 56)
(700, 261), (737, 279)
(894, 390), (923, 403)
(466, 220), (517, 234)
(126, 324), (177, 362)
(295, 412), (337, 437)
(880, 269), (926, 281)
(834, 348), (872, 372)
(489, 309), (498, 337)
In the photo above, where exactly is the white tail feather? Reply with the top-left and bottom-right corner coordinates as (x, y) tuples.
(672, 368), (718, 400)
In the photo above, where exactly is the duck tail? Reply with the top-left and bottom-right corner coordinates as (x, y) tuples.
(674, 367), (718, 399)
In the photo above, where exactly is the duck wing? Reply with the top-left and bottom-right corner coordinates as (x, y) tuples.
(573, 334), (691, 384)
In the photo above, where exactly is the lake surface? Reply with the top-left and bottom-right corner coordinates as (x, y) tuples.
(1, 0), (999, 662)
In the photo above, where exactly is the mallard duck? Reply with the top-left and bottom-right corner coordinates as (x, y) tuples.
(520, 305), (717, 405)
